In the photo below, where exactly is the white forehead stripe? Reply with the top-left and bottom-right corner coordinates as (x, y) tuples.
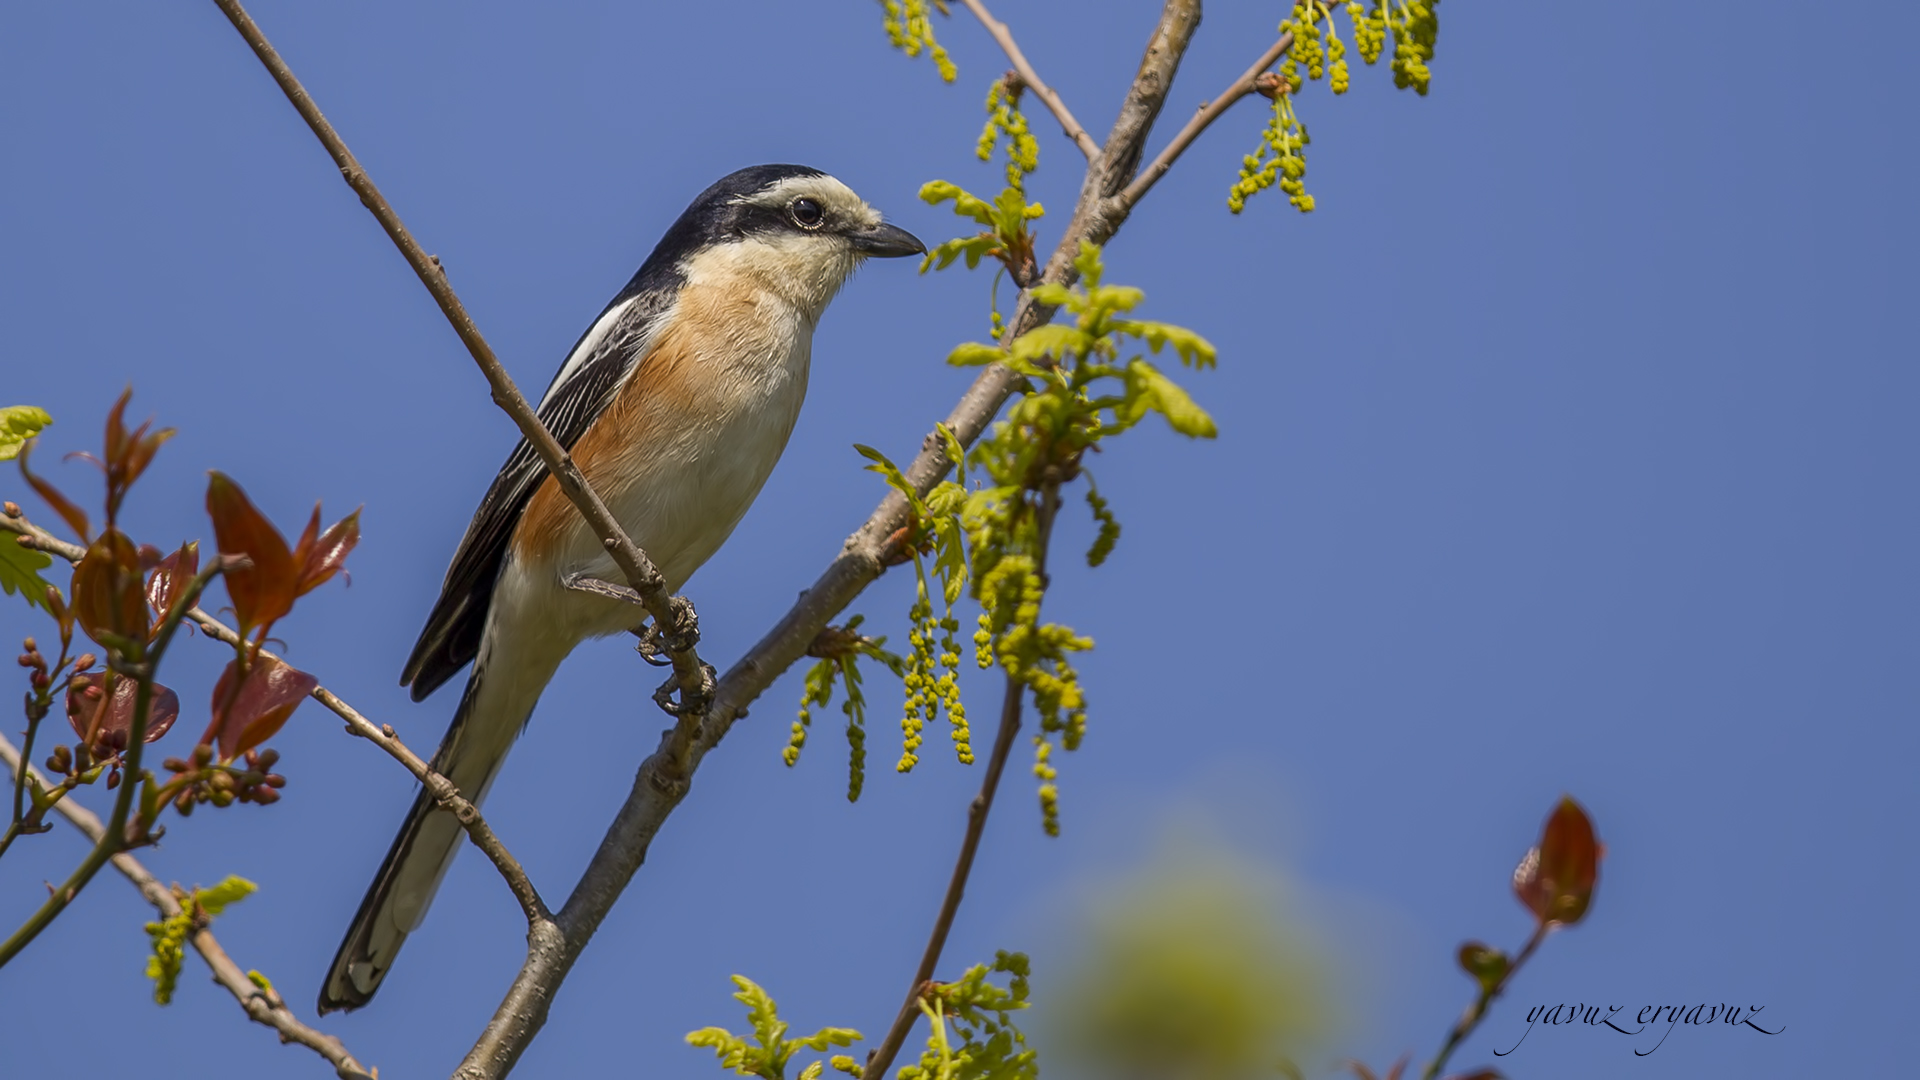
(737, 174), (882, 229)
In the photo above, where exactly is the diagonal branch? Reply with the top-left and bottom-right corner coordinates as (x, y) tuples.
(0, 732), (377, 1080)
(189, 0), (1207, 1073)
(460, 3), (1203, 1077)
(956, 0), (1100, 160)
(1114, 30), (1294, 209)
(207, 0), (711, 733)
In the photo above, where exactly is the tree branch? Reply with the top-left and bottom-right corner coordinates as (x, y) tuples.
(0, 733), (376, 1080)
(459, 5), (1205, 1075)
(188, 0), (1208, 1072)
(207, 0), (712, 728)
(0, 512), (549, 929)
(1114, 31), (1293, 209)
(956, 0), (1100, 160)
(189, 611), (552, 928)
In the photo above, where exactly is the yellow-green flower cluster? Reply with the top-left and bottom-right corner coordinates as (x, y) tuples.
(1230, 94), (1313, 215)
(786, 615), (903, 802)
(144, 876), (256, 1005)
(1290, 2), (1327, 83)
(1348, 0), (1388, 64)
(977, 78), (1040, 192)
(879, 0), (956, 82)
(1388, 0), (1439, 95)
(1326, 12), (1351, 94)
(943, 243), (1216, 832)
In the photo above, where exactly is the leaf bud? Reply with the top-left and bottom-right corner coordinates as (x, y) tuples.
(251, 786), (280, 806)
(255, 748), (279, 769)
(191, 743), (213, 767)
(3, 501), (20, 517)
(210, 789), (233, 808)
(74, 653), (97, 672)
(263, 773), (286, 789)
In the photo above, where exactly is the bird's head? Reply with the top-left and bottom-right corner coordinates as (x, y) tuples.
(660, 164), (926, 318)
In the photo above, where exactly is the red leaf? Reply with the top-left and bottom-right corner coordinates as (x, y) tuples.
(145, 541), (201, 634)
(210, 654), (317, 760)
(291, 505), (360, 597)
(205, 473), (296, 633)
(18, 439), (90, 542)
(1512, 796), (1602, 927)
(66, 670), (178, 754)
(71, 530), (147, 647)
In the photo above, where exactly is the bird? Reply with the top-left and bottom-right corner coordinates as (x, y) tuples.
(319, 164), (925, 1013)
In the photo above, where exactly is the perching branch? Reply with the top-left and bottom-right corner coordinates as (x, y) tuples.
(207, 0), (712, 734)
(0, 733), (376, 1080)
(1115, 30), (1294, 209)
(193, 0), (1218, 1073)
(0, 512), (548, 929)
(461, 3), (1205, 1076)
(956, 0), (1101, 160)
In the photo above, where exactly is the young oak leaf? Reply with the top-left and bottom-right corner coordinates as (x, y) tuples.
(290, 504), (361, 597)
(0, 405), (51, 461)
(205, 472), (297, 633)
(209, 653), (318, 760)
(1512, 796), (1602, 928)
(145, 541), (200, 634)
(18, 439), (91, 542)
(67, 669), (180, 753)
(0, 539), (55, 613)
(72, 529), (149, 647)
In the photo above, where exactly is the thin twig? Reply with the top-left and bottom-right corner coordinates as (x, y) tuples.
(1114, 31), (1294, 209)
(207, 0), (711, 729)
(0, 512), (549, 927)
(0, 732), (376, 1080)
(1423, 923), (1551, 1080)
(187, 604), (551, 928)
(863, 482), (1062, 1080)
(957, 0), (1100, 160)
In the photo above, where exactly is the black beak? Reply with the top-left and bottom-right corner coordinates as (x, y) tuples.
(850, 222), (927, 258)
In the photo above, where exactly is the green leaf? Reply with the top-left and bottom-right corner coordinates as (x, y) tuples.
(1007, 324), (1092, 369)
(1123, 360), (1217, 438)
(920, 180), (996, 226)
(194, 875), (257, 916)
(1025, 283), (1074, 308)
(0, 406), (51, 461)
(0, 537), (55, 613)
(1111, 319), (1218, 369)
(922, 235), (999, 274)
(948, 342), (1006, 368)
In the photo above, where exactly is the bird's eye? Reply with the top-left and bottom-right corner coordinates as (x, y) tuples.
(790, 198), (824, 229)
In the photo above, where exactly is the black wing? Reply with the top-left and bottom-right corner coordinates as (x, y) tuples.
(399, 285), (675, 700)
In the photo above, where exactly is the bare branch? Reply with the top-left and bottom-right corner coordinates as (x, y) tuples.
(0, 733), (377, 1080)
(206, 0), (712, 726)
(0, 511), (549, 928)
(1115, 31), (1294, 209)
(957, 0), (1100, 160)
(188, 606), (552, 928)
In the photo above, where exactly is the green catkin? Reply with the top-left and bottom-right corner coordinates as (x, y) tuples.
(879, 0), (957, 81)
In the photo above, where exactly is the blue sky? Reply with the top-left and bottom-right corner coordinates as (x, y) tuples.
(1, 2), (1913, 1078)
